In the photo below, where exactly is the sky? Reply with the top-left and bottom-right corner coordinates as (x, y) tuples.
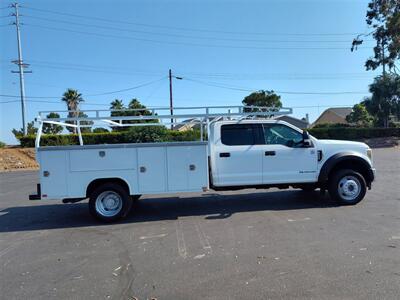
(0, 0), (381, 144)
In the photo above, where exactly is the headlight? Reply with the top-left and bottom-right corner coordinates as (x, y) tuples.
(367, 149), (372, 160)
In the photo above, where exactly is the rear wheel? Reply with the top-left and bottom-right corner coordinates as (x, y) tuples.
(89, 183), (132, 222)
(328, 169), (366, 205)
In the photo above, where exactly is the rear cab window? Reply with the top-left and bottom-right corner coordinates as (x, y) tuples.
(221, 124), (263, 146)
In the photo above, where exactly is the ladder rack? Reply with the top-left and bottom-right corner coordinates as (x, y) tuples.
(35, 105), (292, 148)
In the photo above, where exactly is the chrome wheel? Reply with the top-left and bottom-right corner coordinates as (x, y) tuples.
(338, 176), (361, 201)
(95, 191), (123, 217)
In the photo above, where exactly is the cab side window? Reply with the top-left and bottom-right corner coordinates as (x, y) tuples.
(263, 124), (303, 147)
(221, 124), (259, 146)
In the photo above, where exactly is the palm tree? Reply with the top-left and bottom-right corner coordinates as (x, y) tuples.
(110, 99), (124, 110)
(109, 99), (125, 131)
(62, 89), (84, 133)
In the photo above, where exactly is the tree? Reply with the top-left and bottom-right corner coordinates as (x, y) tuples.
(93, 127), (109, 133)
(109, 99), (126, 131)
(42, 112), (63, 134)
(364, 0), (400, 72)
(362, 74), (400, 127)
(109, 98), (157, 131)
(242, 90), (282, 112)
(127, 98), (157, 122)
(78, 112), (93, 133)
(61, 89), (84, 133)
(110, 99), (124, 110)
(346, 103), (374, 126)
(12, 121), (37, 138)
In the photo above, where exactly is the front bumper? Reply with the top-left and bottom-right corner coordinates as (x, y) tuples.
(29, 184), (41, 200)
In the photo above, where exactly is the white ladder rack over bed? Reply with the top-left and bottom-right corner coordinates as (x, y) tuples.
(35, 105), (293, 148)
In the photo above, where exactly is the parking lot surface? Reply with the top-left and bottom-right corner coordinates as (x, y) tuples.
(0, 147), (399, 299)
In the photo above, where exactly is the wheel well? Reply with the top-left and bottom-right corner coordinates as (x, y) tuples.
(86, 178), (130, 198)
(328, 159), (371, 185)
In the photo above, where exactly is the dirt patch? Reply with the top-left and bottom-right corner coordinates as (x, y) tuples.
(0, 148), (38, 172)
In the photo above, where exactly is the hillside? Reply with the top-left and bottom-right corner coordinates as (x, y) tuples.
(0, 148), (38, 172)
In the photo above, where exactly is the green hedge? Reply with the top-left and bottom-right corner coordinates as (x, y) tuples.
(19, 127), (201, 147)
(308, 127), (400, 140)
(18, 126), (400, 147)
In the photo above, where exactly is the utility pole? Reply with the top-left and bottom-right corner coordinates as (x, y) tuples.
(169, 69), (173, 129)
(168, 69), (183, 130)
(11, 2), (30, 135)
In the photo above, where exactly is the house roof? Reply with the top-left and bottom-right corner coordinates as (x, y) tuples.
(173, 118), (199, 130)
(313, 107), (352, 125)
(275, 115), (309, 129)
(328, 107), (353, 118)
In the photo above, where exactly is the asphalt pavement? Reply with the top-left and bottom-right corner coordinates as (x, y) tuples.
(0, 147), (399, 300)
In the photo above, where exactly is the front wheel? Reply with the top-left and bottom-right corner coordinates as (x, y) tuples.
(89, 183), (132, 222)
(328, 169), (366, 205)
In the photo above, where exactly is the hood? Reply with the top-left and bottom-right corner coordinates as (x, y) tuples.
(316, 139), (369, 150)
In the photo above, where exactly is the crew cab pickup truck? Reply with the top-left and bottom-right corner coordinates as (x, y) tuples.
(29, 107), (375, 222)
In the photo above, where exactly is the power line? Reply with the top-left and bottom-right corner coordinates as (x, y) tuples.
(0, 58), (165, 75)
(6, 64), (371, 80)
(20, 63), (165, 77)
(0, 99), (109, 106)
(0, 100), (20, 104)
(22, 14), (374, 44)
(85, 77), (167, 96)
(28, 60), (163, 74)
(0, 77), (167, 99)
(24, 23), (372, 51)
(1, 59), (375, 79)
(0, 94), (60, 99)
(179, 72), (373, 80)
(21, 5), (364, 37)
(183, 77), (368, 95)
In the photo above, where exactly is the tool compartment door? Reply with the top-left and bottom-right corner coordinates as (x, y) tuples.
(167, 145), (208, 192)
(38, 150), (68, 199)
(137, 147), (167, 193)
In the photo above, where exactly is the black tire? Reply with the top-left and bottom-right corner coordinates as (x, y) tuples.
(300, 185), (316, 192)
(89, 183), (132, 222)
(131, 194), (142, 201)
(328, 169), (366, 205)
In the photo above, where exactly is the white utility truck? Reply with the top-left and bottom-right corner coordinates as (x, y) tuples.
(29, 106), (375, 222)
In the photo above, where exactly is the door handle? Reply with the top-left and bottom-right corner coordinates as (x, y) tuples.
(265, 151), (276, 156)
(219, 152), (230, 158)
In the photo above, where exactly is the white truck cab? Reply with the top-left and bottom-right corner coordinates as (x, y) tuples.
(29, 106), (375, 222)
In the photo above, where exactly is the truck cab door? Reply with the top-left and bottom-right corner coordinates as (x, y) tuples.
(212, 124), (263, 186)
(261, 124), (318, 184)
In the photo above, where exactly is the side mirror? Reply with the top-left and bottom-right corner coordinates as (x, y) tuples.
(302, 130), (312, 147)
